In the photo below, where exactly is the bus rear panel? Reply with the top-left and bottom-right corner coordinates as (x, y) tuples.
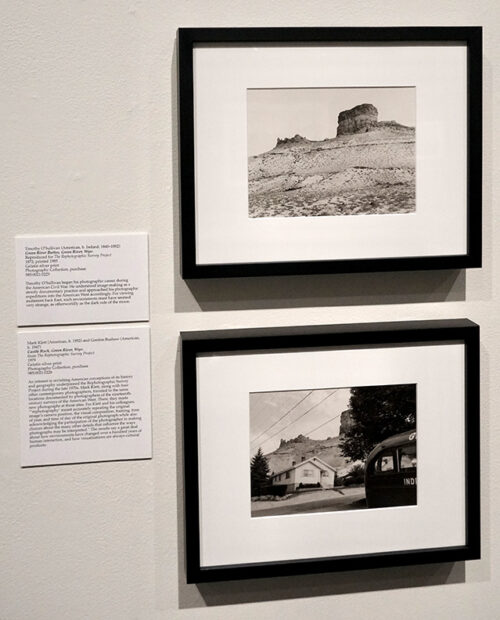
(365, 430), (416, 509)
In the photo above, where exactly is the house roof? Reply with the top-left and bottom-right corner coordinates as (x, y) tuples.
(272, 456), (336, 478)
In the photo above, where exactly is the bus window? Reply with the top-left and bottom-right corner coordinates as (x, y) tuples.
(374, 451), (395, 473)
(365, 430), (417, 509)
(399, 445), (417, 470)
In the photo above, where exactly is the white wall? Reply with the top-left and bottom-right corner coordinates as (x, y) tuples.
(1, 1), (498, 618)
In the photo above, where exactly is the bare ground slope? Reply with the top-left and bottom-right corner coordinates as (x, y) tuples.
(248, 124), (415, 217)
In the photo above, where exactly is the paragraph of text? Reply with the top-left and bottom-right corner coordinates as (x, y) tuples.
(28, 376), (142, 447)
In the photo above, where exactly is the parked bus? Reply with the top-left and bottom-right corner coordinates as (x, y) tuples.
(364, 429), (416, 508)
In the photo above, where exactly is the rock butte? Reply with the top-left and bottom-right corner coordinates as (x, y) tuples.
(273, 104), (410, 148)
(337, 103), (379, 137)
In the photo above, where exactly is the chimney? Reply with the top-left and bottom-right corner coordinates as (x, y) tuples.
(301, 456), (305, 462)
(292, 461), (296, 467)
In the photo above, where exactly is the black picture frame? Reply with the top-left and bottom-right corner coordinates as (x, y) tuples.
(181, 319), (480, 583)
(178, 27), (482, 279)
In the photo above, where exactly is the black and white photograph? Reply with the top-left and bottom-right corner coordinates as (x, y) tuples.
(250, 383), (417, 517)
(247, 87), (416, 218)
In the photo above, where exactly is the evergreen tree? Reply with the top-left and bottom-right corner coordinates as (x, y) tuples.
(340, 384), (416, 462)
(250, 447), (270, 496)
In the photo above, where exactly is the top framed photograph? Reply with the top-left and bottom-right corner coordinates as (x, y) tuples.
(178, 27), (482, 278)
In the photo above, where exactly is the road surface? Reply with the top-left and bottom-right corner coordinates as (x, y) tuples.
(251, 487), (367, 517)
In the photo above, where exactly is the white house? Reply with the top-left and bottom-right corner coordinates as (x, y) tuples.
(270, 456), (336, 492)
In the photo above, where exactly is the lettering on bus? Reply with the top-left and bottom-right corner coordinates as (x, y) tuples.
(403, 477), (416, 486)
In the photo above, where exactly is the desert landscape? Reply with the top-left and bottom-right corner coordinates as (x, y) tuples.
(248, 102), (415, 217)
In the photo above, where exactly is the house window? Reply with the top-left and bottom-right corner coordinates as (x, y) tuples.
(303, 469), (313, 477)
(286, 471), (290, 479)
(321, 470), (329, 477)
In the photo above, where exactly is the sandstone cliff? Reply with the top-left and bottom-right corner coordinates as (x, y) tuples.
(337, 103), (378, 136)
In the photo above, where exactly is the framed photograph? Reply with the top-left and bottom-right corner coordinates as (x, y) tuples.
(181, 319), (480, 582)
(178, 27), (482, 278)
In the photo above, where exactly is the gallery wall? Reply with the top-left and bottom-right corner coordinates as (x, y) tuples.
(1, 1), (499, 618)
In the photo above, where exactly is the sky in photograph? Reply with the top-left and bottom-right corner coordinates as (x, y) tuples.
(247, 86), (416, 156)
(250, 387), (351, 456)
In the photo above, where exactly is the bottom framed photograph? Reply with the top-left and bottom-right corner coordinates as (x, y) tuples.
(181, 319), (480, 582)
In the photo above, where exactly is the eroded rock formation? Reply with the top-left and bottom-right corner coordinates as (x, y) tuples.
(275, 134), (308, 147)
(337, 103), (378, 136)
(339, 409), (354, 437)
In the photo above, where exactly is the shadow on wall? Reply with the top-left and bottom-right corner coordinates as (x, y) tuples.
(180, 561), (464, 608)
(175, 269), (465, 312)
